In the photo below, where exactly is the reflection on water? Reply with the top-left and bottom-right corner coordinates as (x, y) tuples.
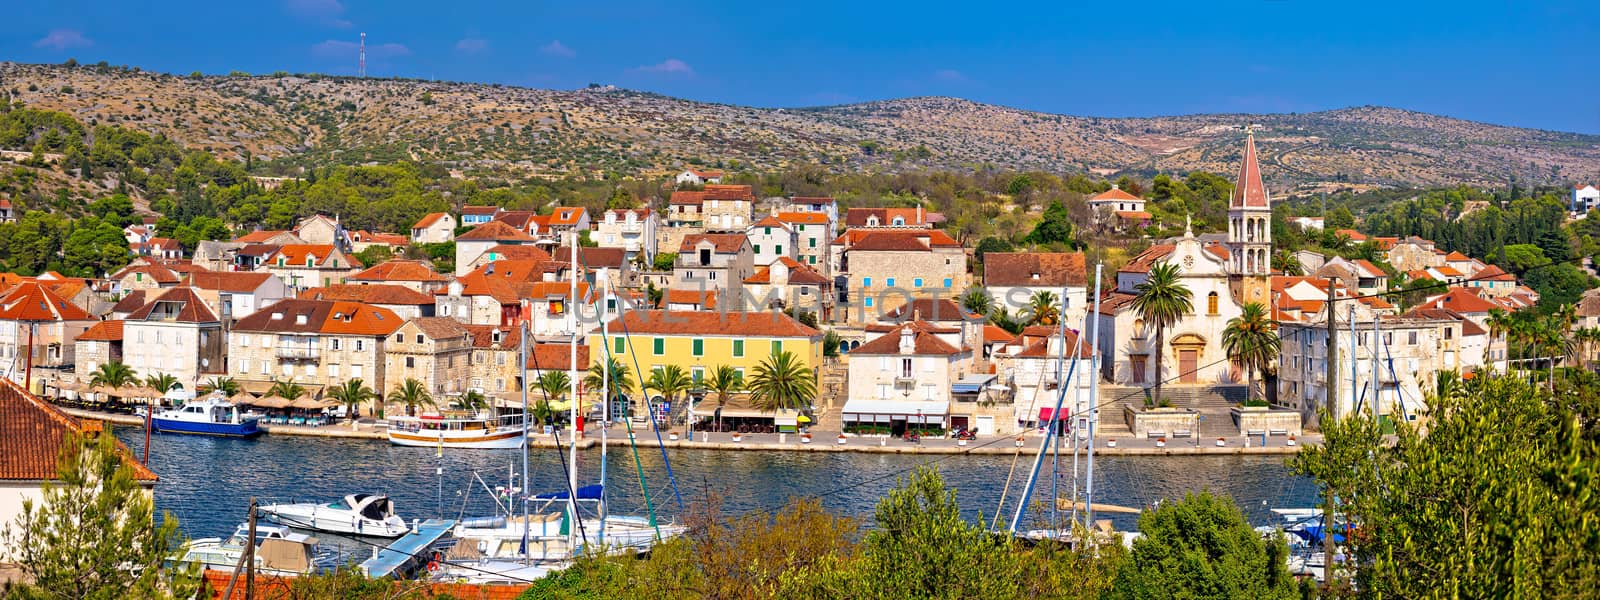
(114, 427), (1318, 540)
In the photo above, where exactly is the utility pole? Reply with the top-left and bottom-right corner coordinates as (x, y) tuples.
(1323, 283), (1337, 584)
(246, 498), (257, 600)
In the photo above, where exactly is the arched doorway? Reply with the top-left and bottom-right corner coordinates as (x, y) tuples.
(1169, 333), (1206, 384)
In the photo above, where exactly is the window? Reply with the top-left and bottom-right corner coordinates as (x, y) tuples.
(734, 367), (745, 380)
(416, 334), (425, 344)
(809, 238), (816, 247)
(1444, 327), (1453, 340)
(1207, 292), (1219, 315)
(1408, 331), (1419, 345)
(771, 340), (782, 355)
(692, 339), (704, 356)
(261, 361), (269, 375)
(865, 297), (874, 308)
(753, 244), (762, 254)
(653, 337), (665, 355)
(405, 357), (415, 368)
(329, 364), (339, 378)
(810, 255), (817, 264)
(614, 337), (626, 354)
(238, 334), (250, 347)
(238, 359), (249, 372)
(261, 336), (271, 348)
(892, 217), (905, 226)
(331, 338), (340, 351)
(691, 367), (704, 386)
(775, 245), (783, 255)
(355, 340), (365, 351)
(901, 358), (913, 378)
(732, 339), (745, 357)
(887, 278), (896, 287)
(863, 277), (872, 287)
(913, 278), (923, 287)
(764, 227), (772, 235)
(944, 278), (952, 288)
(353, 364), (363, 378)
(395, 334), (403, 342)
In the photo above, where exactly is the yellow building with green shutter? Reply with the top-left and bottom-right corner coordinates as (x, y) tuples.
(587, 310), (823, 393)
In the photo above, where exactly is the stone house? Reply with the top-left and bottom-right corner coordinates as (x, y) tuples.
(383, 317), (473, 398)
(454, 221), (540, 276)
(346, 260), (452, 294)
(775, 212), (833, 274)
(594, 208), (658, 263)
(673, 234), (755, 299)
(463, 325), (523, 402)
(258, 244), (364, 291)
(73, 320), (124, 383)
(226, 299), (401, 397)
(0, 282), (99, 392)
(301, 284), (438, 320)
(982, 252), (1090, 326)
(835, 229), (966, 323)
(122, 287), (226, 389)
(185, 271), (289, 321)
(746, 216), (797, 267)
(844, 321), (974, 433)
(411, 212), (457, 244)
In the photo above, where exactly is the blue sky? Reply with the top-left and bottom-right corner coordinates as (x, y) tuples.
(6, 0), (1598, 133)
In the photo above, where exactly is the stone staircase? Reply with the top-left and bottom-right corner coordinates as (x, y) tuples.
(1099, 384), (1247, 438)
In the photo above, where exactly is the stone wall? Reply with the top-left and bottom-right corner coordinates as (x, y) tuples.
(1123, 405), (1199, 438)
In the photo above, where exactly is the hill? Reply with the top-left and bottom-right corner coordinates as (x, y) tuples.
(3, 62), (1597, 191)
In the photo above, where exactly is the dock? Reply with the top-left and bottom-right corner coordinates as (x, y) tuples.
(360, 519), (456, 579)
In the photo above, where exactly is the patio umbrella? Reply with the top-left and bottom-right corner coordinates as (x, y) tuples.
(89, 385), (122, 398)
(290, 397), (335, 410)
(228, 392), (258, 405)
(252, 395), (293, 410)
(125, 386), (163, 400)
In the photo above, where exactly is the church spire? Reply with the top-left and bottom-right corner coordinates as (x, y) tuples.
(1230, 127), (1270, 209)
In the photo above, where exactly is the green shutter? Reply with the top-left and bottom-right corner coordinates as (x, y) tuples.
(653, 337), (665, 355)
(614, 337), (625, 354)
(771, 340), (782, 355)
(692, 338), (704, 356)
(732, 339), (744, 357)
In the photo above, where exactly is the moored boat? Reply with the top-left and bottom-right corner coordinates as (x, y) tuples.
(258, 494), (410, 537)
(385, 413), (526, 449)
(152, 395), (262, 437)
(173, 523), (335, 577)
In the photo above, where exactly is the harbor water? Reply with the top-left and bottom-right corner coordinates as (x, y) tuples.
(114, 427), (1319, 542)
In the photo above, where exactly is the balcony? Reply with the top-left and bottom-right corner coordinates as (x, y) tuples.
(623, 240), (643, 252)
(620, 222), (643, 234)
(276, 345), (321, 361)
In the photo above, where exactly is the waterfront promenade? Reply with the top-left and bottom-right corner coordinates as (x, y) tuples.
(60, 406), (1315, 456)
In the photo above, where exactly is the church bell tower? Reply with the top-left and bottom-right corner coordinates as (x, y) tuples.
(1228, 128), (1272, 303)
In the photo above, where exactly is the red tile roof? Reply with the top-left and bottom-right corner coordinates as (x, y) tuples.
(186, 271), (276, 292)
(883, 298), (979, 321)
(0, 380), (156, 482)
(469, 260), (549, 284)
(669, 191), (706, 206)
(1116, 211), (1154, 220)
(413, 212), (451, 229)
(850, 321), (968, 356)
(791, 196), (834, 206)
(552, 246), (628, 269)
(776, 211), (829, 225)
(1012, 329), (1095, 359)
(1474, 264), (1517, 281)
(983, 324), (1015, 344)
(751, 215), (788, 229)
(481, 244), (554, 263)
(1354, 259), (1388, 278)
(235, 230), (290, 244)
(687, 169), (725, 178)
(599, 310), (820, 338)
(111, 290), (147, 314)
(349, 260), (449, 283)
(526, 343), (590, 372)
(1230, 133), (1270, 209)
(461, 205), (502, 216)
(680, 233), (749, 254)
(407, 316), (470, 340)
(1090, 187), (1142, 201)
(233, 299), (402, 336)
(1416, 287), (1498, 314)
(269, 245), (359, 268)
(458, 221), (537, 242)
(463, 324), (523, 349)
(0, 282), (95, 322)
(548, 207), (587, 226)
(114, 264), (182, 284)
(845, 230), (961, 252)
(1335, 229), (1367, 241)
(1444, 251), (1472, 261)
(303, 284), (437, 306)
(1119, 245), (1176, 274)
(126, 286), (220, 323)
(703, 184), (755, 201)
(983, 253), (1087, 287)
(76, 320), (124, 342)
(846, 207), (927, 228)
(744, 257), (830, 285)
(659, 289), (718, 309)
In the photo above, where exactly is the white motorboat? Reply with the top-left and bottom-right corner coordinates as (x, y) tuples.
(152, 394), (262, 437)
(258, 494), (410, 537)
(173, 523), (334, 577)
(386, 412), (527, 449)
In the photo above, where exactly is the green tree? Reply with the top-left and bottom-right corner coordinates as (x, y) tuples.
(534, 370), (571, 425)
(1326, 205), (1356, 229)
(458, 389), (490, 414)
(1293, 376), (1600, 596)
(1109, 491), (1297, 599)
(1130, 263), (1193, 406)
(197, 376), (240, 397)
(1026, 290), (1060, 326)
(652, 252), (678, 272)
(747, 350), (816, 414)
(88, 361), (137, 390)
(143, 372), (181, 394)
(1025, 200), (1076, 247)
(961, 287), (995, 315)
(1221, 302), (1280, 405)
(327, 379), (376, 426)
(645, 364), (693, 419)
(267, 379), (307, 401)
(386, 378), (435, 417)
(705, 365), (744, 432)
(0, 432), (199, 600)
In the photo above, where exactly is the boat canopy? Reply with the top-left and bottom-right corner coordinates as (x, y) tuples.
(532, 484), (603, 501)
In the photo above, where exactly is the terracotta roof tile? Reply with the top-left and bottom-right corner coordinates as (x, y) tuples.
(659, 289), (718, 309)
(845, 230), (961, 252)
(669, 191), (706, 206)
(77, 320), (124, 342)
(458, 221), (537, 242)
(126, 287), (220, 323)
(469, 260), (550, 284)
(983, 324), (1016, 344)
(461, 205), (502, 216)
(743, 257), (829, 285)
(1416, 287), (1498, 314)
(703, 184), (755, 201)
(185, 271), (275, 292)
(413, 212), (451, 229)
(1116, 211), (1154, 220)
(0, 282), (95, 322)
(235, 230), (290, 244)
(233, 299), (402, 336)
(269, 245), (359, 268)
(548, 207), (587, 226)
(552, 246), (627, 269)
(983, 252), (1087, 287)
(791, 196), (834, 206)
(408, 316), (470, 340)
(112, 290), (147, 314)
(846, 207), (927, 227)
(1090, 187), (1142, 201)
(883, 298), (979, 321)
(1119, 245), (1175, 274)
(599, 310), (820, 338)
(303, 284), (436, 306)
(349, 260), (448, 283)
(481, 244), (554, 263)
(0, 381), (156, 481)
(850, 321), (968, 356)
(463, 324), (524, 349)
(113, 264), (182, 284)
(1012, 328), (1095, 359)
(775, 211), (829, 225)
(680, 233), (749, 254)
(526, 343), (589, 372)
(1444, 251), (1472, 261)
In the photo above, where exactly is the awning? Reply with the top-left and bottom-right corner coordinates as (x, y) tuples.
(841, 399), (948, 424)
(951, 374), (996, 394)
(1039, 407), (1069, 422)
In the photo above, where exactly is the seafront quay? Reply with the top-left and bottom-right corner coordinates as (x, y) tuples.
(58, 406), (1314, 456)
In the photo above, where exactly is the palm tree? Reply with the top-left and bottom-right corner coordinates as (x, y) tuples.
(704, 365), (744, 431)
(1272, 250), (1304, 276)
(1025, 290), (1060, 326)
(645, 365), (693, 423)
(1485, 308), (1515, 373)
(533, 371), (570, 425)
(960, 288), (994, 315)
(327, 379), (376, 428)
(88, 361), (137, 390)
(387, 378), (435, 417)
(1221, 302), (1280, 405)
(198, 376), (240, 397)
(988, 306), (1025, 335)
(1574, 327), (1600, 372)
(747, 351), (816, 415)
(267, 379), (307, 401)
(1129, 263), (1193, 406)
(144, 372), (182, 394)
(457, 389), (489, 415)
(584, 357), (633, 404)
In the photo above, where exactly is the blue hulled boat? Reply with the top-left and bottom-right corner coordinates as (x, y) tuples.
(152, 395), (263, 437)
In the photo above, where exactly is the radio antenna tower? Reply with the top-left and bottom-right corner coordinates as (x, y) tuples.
(359, 32), (367, 77)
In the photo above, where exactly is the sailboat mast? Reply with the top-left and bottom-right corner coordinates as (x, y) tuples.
(518, 320), (530, 562)
(597, 276), (610, 546)
(1371, 313), (1381, 420)
(1085, 263), (1103, 531)
(567, 231), (581, 554)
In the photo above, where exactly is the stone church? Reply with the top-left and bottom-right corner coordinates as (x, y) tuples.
(1094, 132), (1273, 386)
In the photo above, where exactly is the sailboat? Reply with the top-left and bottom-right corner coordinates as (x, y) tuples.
(434, 232), (685, 583)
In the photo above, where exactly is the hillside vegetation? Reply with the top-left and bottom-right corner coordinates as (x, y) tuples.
(3, 62), (1596, 190)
